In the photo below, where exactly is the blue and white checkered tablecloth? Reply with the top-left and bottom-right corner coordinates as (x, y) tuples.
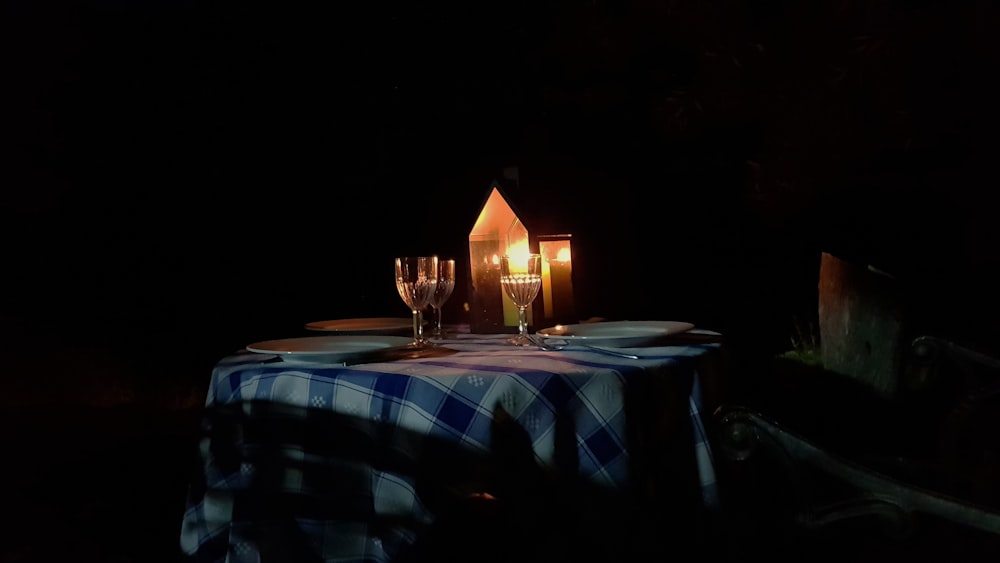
(180, 332), (721, 562)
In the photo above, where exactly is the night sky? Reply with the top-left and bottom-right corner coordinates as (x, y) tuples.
(4, 1), (999, 375)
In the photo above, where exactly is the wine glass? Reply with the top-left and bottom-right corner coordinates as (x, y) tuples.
(500, 253), (542, 347)
(428, 258), (456, 340)
(395, 256), (438, 347)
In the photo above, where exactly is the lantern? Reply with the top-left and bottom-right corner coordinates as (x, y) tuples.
(468, 181), (533, 333)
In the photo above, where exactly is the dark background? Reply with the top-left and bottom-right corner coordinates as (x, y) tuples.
(4, 0), (1000, 390)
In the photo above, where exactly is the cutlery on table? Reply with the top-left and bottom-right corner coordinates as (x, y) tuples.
(531, 331), (724, 359)
(530, 336), (641, 359)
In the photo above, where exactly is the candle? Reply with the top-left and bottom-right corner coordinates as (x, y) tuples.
(550, 256), (574, 322)
(542, 258), (554, 319)
(539, 235), (574, 324)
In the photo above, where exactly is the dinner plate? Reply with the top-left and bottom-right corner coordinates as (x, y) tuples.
(304, 317), (417, 334)
(536, 320), (695, 347)
(246, 335), (413, 362)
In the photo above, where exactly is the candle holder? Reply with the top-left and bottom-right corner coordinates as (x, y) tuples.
(538, 234), (575, 326)
(468, 181), (535, 333)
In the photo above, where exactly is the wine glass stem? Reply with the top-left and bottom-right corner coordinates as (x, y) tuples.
(411, 310), (421, 343)
(517, 307), (529, 338)
(435, 307), (443, 334)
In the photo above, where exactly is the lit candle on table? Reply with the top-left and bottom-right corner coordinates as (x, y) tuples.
(550, 247), (574, 321)
(542, 257), (554, 319)
(539, 235), (574, 324)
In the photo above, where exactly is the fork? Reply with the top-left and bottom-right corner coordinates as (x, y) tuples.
(530, 336), (641, 359)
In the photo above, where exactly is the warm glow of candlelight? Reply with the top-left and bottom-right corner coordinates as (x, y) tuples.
(505, 239), (531, 270)
(538, 235), (574, 324)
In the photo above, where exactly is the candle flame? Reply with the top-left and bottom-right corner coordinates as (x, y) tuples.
(506, 239), (531, 263)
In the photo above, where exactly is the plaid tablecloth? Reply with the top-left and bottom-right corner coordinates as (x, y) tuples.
(180, 332), (721, 562)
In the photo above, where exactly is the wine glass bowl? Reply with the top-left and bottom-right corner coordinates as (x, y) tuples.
(395, 256), (438, 347)
(428, 258), (456, 340)
(500, 253), (542, 346)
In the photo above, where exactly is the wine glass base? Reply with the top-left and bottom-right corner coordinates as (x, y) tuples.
(507, 334), (535, 347)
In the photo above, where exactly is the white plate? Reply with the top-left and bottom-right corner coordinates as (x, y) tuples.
(536, 320), (695, 347)
(304, 317), (417, 334)
(246, 335), (413, 362)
